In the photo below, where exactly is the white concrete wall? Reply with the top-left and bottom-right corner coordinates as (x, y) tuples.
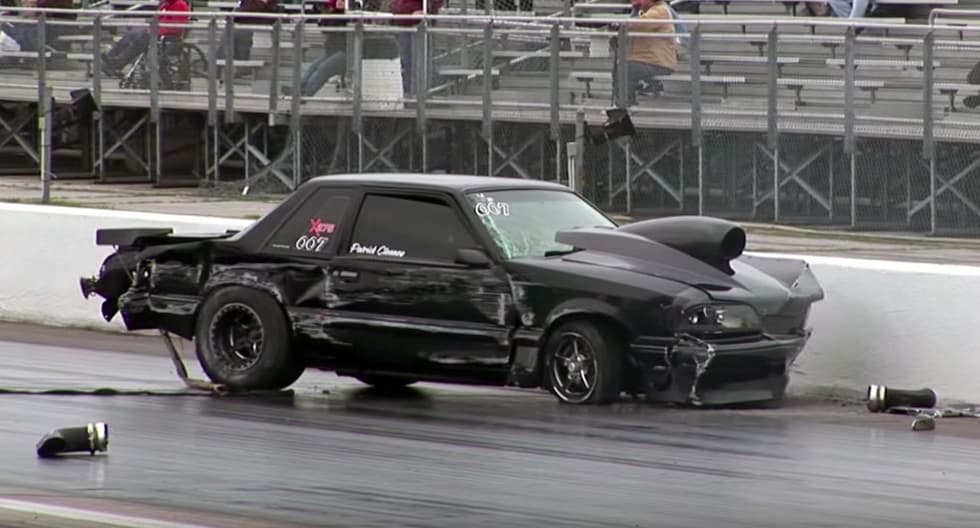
(756, 253), (980, 405)
(0, 203), (251, 331)
(2, 203), (979, 402)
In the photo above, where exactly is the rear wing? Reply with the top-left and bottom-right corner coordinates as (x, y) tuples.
(95, 228), (240, 248)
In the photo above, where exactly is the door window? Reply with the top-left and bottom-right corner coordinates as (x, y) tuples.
(266, 189), (352, 256)
(346, 194), (476, 262)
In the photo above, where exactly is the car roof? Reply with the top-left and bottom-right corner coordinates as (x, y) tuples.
(306, 173), (572, 193)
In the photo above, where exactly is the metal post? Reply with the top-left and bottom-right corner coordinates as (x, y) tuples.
(850, 152), (856, 227)
(36, 14), (48, 196)
(290, 20), (304, 180)
(94, 31), (105, 180)
(766, 26), (778, 150)
(207, 19), (218, 184)
(690, 25), (702, 148)
(773, 145), (780, 222)
(698, 143), (704, 216)
(148, 15), (161, 183)
(843, 26), (855, 155)
(225, 16), (235, 113)
(922, 31), (936, 235)
(482, 21), (493, 176)
(922, 31), (935, 162)
(352, 21), (363, 172)
(566, 140), (577, 190)
(828, 142), (834, 220)
(549, 23), (560, 142)
(679, 141), (685, 211)
(415, 23), (428, 172)
(39, 86), (52, 204)
(615, 24), (628, 107)
(625, 141), (632, 214)
(575, 109), (585, 193)
(929, 156), (936, 235)
(269, 22), (281, 119)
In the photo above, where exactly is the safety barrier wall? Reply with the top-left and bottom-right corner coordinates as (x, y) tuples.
(2, 203), (978, 403)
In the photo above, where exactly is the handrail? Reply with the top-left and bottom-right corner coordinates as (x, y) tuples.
(929, 7), (980, 25)
(4, 6), (980, 32)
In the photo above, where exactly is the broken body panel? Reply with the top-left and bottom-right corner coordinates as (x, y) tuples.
(81, 173), (824, 405)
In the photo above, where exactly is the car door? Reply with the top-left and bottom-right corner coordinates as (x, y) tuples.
(327, 190), (516, 380)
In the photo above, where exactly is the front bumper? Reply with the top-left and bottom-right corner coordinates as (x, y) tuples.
(630, 332), (810, 406)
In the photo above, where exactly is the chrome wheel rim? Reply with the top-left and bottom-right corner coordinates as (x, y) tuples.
(208, 303), (264, 372)
(550, 332), (599, 402)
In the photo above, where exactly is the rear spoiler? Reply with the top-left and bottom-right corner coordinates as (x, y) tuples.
(95, 228), (240, 248)
(96, 228), (174, 247)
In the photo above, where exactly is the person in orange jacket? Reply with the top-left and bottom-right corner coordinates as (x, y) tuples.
(102, 0), (190, 75)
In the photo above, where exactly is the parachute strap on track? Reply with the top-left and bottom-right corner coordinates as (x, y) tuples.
(159, 330), (229, 395)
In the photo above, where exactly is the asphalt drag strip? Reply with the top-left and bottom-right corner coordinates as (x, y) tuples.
(2, 322), (980, 528)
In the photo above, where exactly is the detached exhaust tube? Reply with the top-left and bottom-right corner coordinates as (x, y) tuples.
(866, 384), (937, 412)
(36, 422), (109, 458)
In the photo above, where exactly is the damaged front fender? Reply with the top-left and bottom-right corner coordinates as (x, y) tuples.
(633, 332), (810, 406)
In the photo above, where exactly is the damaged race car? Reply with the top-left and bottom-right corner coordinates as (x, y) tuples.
(80, 173), (824, 405)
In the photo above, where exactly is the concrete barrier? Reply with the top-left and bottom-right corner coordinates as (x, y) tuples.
(2, 203), (979, 403)
(0, 203), (250, 332)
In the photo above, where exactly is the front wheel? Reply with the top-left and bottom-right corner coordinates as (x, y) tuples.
(542, 320), (624, 405)
(194, 286), (304, 391)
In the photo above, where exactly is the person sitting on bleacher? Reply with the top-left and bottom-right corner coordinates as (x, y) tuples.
(827, 0), (871, 18)
(101, 0), (190, 76)
(622, 0), (676, 105)
(288, 0), (357, 97)
(216, 0), (279, 72)
(0, 0), (75, 54)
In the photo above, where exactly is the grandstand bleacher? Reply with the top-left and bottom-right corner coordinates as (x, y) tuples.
(2, 0), (980, 233)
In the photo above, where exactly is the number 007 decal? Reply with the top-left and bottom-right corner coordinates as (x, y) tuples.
(295, 235), (329, 252)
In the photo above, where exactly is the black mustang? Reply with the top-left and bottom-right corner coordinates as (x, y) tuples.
(81, 174), (824, 405)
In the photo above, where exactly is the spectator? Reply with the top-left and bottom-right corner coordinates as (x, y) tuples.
(621, 0), (675, 105)
(963, 61), (980, 109)
(827, 0), (871, 18)
(1, 0), (75, 53)
(101, 0), (190, 76)
(294, 0), (356, 97)
(390, 0), (442, 95)
(216, 0), (279, 70)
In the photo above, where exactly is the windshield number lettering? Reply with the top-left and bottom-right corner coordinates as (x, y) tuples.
(295, 235), (329, 252)
(475, 200), (510, 218)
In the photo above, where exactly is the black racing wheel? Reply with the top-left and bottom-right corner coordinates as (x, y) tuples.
(542, 319), (624, 405)
(195, 286), (304, 391)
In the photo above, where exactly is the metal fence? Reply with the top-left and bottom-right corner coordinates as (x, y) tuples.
(3, 4), (980, 234)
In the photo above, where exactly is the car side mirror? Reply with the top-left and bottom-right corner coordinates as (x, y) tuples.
(455, 248), (492, 268)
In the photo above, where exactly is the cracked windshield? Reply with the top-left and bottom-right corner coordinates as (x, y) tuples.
(466, 189), (616, 260)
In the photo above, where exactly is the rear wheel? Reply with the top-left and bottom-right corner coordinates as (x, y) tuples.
(195, 287), (304, 391)
(542, 320), (624, 405)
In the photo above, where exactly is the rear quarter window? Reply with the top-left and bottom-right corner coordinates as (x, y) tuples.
(266, 190), (352, 256)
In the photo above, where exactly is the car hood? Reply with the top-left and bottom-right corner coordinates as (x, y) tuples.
(544, 227), (822, 316)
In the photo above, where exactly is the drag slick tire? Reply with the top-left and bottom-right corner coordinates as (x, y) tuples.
(355, 375), (418, 389)
(195, 286), (304, 391)
(542, 319), (623, 405)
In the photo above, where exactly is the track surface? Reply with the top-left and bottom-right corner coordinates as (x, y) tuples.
(2, 322), (980, 527)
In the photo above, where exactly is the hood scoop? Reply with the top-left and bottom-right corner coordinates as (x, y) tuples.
(555, 228), (739, 290)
